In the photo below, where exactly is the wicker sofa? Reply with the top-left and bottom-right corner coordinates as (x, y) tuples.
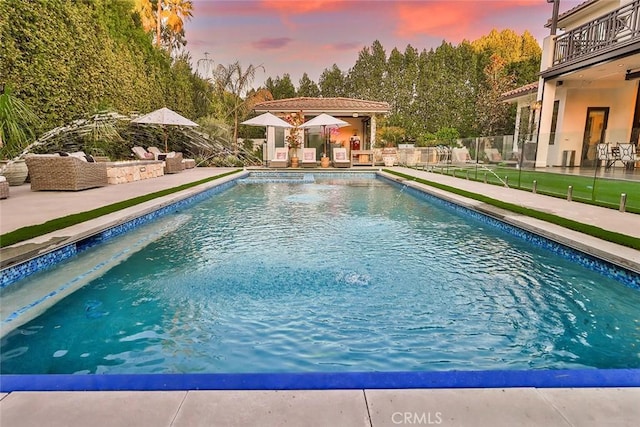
(25, 154), (108, 191)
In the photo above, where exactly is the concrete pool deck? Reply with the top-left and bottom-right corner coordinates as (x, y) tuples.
(1, 166), (639, 426)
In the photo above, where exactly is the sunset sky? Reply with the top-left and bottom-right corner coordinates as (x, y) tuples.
(183, 0), (584, 89)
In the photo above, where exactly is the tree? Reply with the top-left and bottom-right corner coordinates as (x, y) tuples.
(134, 0), (155, 33)
(265, 74), (295, 99)
(163, 0), (192, 51)
(346, 40), (387, 100)
(213, 61), (264, 153)
(475, 54), (516, 136)
(297, 73), (320, 97)
(318, 64), (346, 97)
(134, 0), (192, 52)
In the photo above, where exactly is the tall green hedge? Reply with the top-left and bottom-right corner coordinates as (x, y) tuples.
(0, 0), (211, 134)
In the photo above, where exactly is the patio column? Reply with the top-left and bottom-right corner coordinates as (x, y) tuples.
(535, 35), (557, 168)
(266, 126), (276, 163)
(370, 115), (377, 150)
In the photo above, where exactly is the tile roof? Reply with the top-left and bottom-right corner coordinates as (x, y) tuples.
(500, 82), (539, 101)
(253, 97), (390, 114)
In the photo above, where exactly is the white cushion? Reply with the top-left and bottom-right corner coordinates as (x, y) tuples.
(0, 176), (6, 182)
(69, 151), (88, 161)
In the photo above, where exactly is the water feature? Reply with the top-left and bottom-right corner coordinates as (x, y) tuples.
(1, 175), (639, 375)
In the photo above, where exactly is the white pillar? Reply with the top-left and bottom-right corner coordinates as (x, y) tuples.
(266, 126), (276, 162)
(535, 35), (558, 168)
(370, 115), (377, 150)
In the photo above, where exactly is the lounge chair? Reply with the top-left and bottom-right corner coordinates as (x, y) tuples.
(452, 147), (473, 164)
(269, 147), (289, 168)
(301, 147), (317, 168)
(332, 147), (351, 168)
(132, 146), (154, 160)
(484, 148), (518, 166)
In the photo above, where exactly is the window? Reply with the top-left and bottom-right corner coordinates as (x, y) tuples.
(549, 100), (560, 145)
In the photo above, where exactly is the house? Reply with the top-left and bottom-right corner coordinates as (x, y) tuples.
(503, 0), (640, 168)
(252, 97), (390, 165)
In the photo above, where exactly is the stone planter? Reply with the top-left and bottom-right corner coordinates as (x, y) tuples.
(0, 159), (29, 186)
(383, 156), (396, 167)
(382, 147), (397, 167)
(290, 156), (299, 168)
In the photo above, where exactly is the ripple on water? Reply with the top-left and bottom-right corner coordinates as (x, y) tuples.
(1, 179), (639, 374)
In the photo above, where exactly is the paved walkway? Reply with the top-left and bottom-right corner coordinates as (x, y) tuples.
(1, 166), (639, 426)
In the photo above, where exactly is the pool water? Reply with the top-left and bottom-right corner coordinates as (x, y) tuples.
(1, 176), (639, 374)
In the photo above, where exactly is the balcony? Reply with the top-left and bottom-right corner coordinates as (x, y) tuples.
(551, 0), (640, 68)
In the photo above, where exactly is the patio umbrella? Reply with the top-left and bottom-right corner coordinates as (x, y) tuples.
(299, 113), (349, 157)
(241, 112), (293, 128)
(241, 113), (294, 166)
(131, 107), (198, 152)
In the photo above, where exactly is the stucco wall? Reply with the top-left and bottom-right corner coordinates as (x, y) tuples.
(551, 81), (636, 166)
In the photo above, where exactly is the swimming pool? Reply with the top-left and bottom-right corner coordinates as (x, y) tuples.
(1, 172), (639, 385)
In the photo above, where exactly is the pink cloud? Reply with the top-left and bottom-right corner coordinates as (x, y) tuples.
(260, 0), (348, 15)
(252, 37), (293, 49)
(329, 42), (362, 51)
(394, 1), (550, 41)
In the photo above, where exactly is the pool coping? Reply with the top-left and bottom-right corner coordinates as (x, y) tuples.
(378, 171), (640, 276)
(1, 169), (639, 392)
(2, 369), (639, 392)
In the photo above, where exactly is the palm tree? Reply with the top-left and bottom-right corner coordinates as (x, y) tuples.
(163, 0), (193, 51)
(134, 0), (155, 34)
(214, 62), (264, 154)
(134, 0), (192, 51)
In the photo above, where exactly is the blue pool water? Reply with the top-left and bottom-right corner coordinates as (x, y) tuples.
(1, 175), (639, 375)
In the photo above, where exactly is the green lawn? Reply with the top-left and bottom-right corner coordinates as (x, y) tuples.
(391, 169), (640, 250)
(0, 169), (243, 248)
(441, 166), (640, 213)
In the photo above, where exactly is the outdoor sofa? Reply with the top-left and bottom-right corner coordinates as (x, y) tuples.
(0, 176), (8, 199)
(25, 153), (108, 191)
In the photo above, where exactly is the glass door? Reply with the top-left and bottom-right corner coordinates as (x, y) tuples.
(581, 107), (609, 167)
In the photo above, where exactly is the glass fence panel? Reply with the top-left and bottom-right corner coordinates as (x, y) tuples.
(400, 132), (638, 213)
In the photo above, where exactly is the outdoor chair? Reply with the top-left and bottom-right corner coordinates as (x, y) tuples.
(147, 146), (185, 173)
(301, 147), (317, 168)
(617, 143), (637, 169)
(596, 143), (610, 168)
(269, 147), (289, 168)
(435, 145), (451, 163)
(25, 154), (108, 191)
(0, 176), (9, 199)
(332, 147), (351, 168)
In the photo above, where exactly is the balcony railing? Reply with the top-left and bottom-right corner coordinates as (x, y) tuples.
(553, 0), (640, 66)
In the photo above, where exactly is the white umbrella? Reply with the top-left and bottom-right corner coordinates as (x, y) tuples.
(299, 113), (349, 157)
(298, 113), (348, 129)
(131, 107), (198, 151)
(241, 112), (293, 128)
